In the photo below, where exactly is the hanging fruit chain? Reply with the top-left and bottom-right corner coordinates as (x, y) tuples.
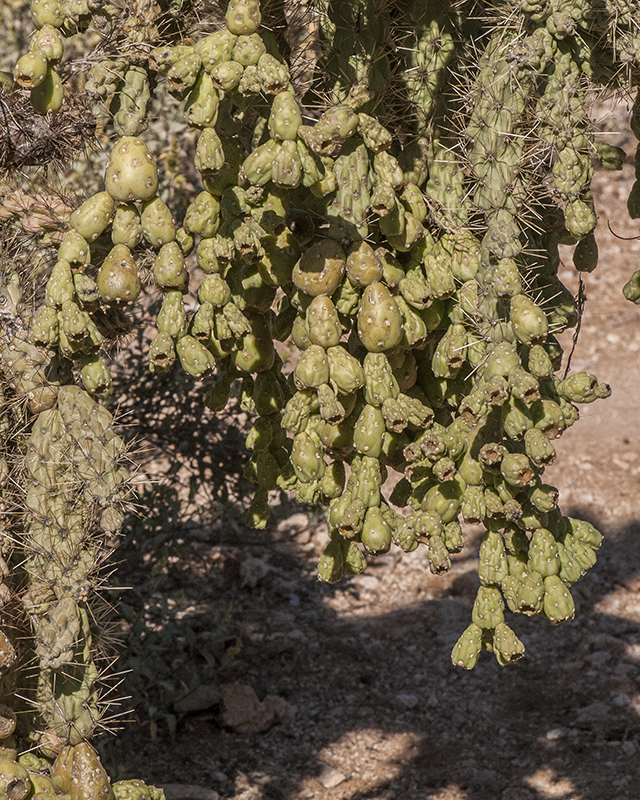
(14, 0), (639, 693)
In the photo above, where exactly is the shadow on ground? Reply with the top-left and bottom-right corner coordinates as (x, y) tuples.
(99, 472), (640, 800)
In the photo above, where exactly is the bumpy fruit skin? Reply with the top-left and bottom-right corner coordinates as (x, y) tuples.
(97, 245), (141, 304)
(104, 137), (159, 202)
(357, 282), (403, 352)
(292, 240), (346, 296)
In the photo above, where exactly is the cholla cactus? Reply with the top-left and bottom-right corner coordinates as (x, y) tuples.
(2, 0), (640, 788)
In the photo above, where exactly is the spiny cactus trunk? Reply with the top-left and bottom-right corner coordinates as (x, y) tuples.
(1, 0), (640, 789)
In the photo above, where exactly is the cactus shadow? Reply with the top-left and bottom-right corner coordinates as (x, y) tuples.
(100, 488), (640, 800)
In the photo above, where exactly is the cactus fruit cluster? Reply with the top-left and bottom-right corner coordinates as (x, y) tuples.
(1, 0), (640, 786)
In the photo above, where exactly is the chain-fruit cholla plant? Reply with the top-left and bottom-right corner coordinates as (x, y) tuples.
(2, 0), (640, 790)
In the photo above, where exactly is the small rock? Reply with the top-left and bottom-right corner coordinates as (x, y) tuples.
(575, 701), (610, 727)
(318, 767), (346, 789)
(611, 693), (630, 707)
(545, 727), (566, 741)
(239, 556), (272, 589)
(396, 693), (419, 710)
(220, 683), (294, 735)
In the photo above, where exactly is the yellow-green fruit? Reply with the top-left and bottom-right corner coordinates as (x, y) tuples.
(97, 245), (141, 304)
(306, 296), (342, 348)
(268, 91), (302, 141)
(357, 282), (403, 352)
(194, 129), (225, 172)
(346, 241), (382, 288)
(184, 72), (219, 127)
(31, 0), (64, 28)
(111, 203), (142, 248)
(69, 192), (114, 242)
(58, 230), (90, 266)
(141, 197), (175, 247)
(232, 33), (266, 66)
(195, 30), (237, 72)
(225, 0), (262, 35)
(14, 51), (48, 89)
(153, 242), (188, 291)
(292, 240), (346, 296)
(104, 137), (158, 202)
(30, 66), (63, 113)
(234, 314), (275, 372)
(210, 61), (244, 92)
(45, 259), (74, 307)
(30, 24), (64, 62)
(0, 758), (30, 800)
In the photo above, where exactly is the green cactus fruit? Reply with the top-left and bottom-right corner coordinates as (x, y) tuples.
(306, 296), (342, 349)
(543, 575), (575, 624)
(292, 240), (346, 297)
(293, 345), (329, 390)
(319, 460), (346, 499)
(234, 313), (276, 372)
(345, 541), (367, 574)
(529, 484), (558, 514)
(527, 343), (554, 379)
(58, 230), (91, 266)
(500, 452), (534, 487)
(184, 71), (220, 127)
(317, 383), (345, 424)
(424, 254), (455, 298)
(111, 202), (143, 248)
(363, 352), (399, 407)
(374, 151), (404, 189)
(566, 517), (603, 549)
(271, 140), (302, 187)
(291, 430), (325, 483)
(528, 528), (561, 577)
(157, 291), (186, 339)
(112, 781), (164, 800)
(431, 324), (467, 378)
(194, 129), (224, 172)
(508, 365), (540, 405)
(532, 398), (566, 439)
(556, 372), (608, 404)
(345, 241), (382, 288)
(422, 477), (464, 524)
(461, 484), (486, 524)
(69, 192), (114, 243)
(80, 356), (112, 395)
(191, 302), (214, 341)
(97, 245), (141, 305)
(59, 299), (89, 342)
(326, 345), (365, 394)
(349, 455), (382, 509)
(451, 623), (483, 669)
(31, 305), (60, 345)
(195, 30), (237, 72)
(376, 247), (404, 287)
(211, 60), (244, 92)
(257, 53), (290, 94)
(232, 33), (266, 66)
(484, 342), (520, 380)
(523, 427), (556, 468)
(141, 197), (175, 247)
(493, 622), (525, 666)
(45, 260), (74, 308)
(337, 498), (365, 538)
(396, 392), (433, 428)
(225, 0), (261, 34)
(425, 534), (451, 574)
(353, 404), (385, 458)
(357, 282), (403, 352)
(268, 91), (302, 141)
(478, 530), (509, 585)
(623, 269), (640, 303)
(472, 585), (505, 629)
(149, 332), (176, 373)
(318, 537), (347, 583)
(176, 335), (215, 378)
(510, 295), (549, 345)
(153, 242), (188, 291)
(205, 371), (233, 411)
(15, 50), (49, 89)
(0, 758), (31, 800)
(105, 137), (158, 202)
(360, 507), (392, 555)
(564, 196), (596, 238)
(357, 113), (393, 152)
(381, 397), (407, 432)
(30, 66), (63, 113)
(184, 192), (221, 238)
(30, 24), (64, 62)
(491, 257), (523, 297)
(398, 275), (431, 310)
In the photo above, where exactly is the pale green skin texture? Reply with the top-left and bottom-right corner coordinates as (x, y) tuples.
(105, 137), (159, 202)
